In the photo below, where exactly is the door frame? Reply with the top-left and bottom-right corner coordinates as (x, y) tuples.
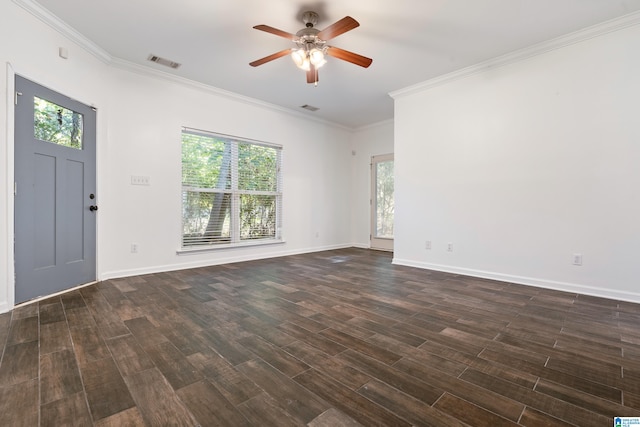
(370, 153), (394, 252)
(4, 65), (17, 312)
(4, 67), (99, 310)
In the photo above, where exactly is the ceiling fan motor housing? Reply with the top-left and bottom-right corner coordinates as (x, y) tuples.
(301, 11), (319, 28)
(296, 30), (325, 49)
(296, 12), (326, 53)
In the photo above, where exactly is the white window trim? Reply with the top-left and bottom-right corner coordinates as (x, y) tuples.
(176, 238), (285, 255)
(179, 127), (283, 252)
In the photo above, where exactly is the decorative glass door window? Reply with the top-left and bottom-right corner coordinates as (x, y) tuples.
(34, 96), (84, 149)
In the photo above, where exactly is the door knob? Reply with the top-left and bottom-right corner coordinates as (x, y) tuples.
(89, 205), (98, 212)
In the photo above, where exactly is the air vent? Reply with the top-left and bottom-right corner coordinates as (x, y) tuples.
(147, 54), (181, 69)
(300, 104), (319, 112)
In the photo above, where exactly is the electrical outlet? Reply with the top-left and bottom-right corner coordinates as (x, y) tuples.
(572, 253), (582, 266)
(131, 243), (138, 253)
(425, 240), (431, 250)
(447, 243), (454, 252)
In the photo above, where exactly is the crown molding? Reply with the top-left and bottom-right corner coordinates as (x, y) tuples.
(17, 0), (639, 129)
(13, 0), (112, 64)
(109, 58), (352, 131)
(390, 10), (640, 99)
(353, 118), (394, 133)
(12, 0), (354, 131)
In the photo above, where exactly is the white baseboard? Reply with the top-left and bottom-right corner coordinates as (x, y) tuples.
(351, 243), (370, 249)
(100, 244), (353, 281)
(9, 249), (635, 313)
(0, 302), (10, 314)
(392, 258), (640, 304)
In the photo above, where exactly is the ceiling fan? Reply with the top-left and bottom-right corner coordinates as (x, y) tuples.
(250, 11), (372, 84)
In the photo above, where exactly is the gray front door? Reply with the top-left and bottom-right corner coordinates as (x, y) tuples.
(14, 76), (97, 303)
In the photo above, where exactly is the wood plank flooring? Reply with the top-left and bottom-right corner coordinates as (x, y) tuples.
(1, 248), (639, 426)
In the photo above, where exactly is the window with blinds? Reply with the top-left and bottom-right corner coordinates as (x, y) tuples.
(181, 129), (282, 248)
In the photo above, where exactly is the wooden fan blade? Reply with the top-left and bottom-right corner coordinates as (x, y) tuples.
(306, 64), (318, 84)
(253, 25), (298, 41)
(317, 16), (359, 41)
(249, 49), (292, 67)
(326, 46), (372, 68)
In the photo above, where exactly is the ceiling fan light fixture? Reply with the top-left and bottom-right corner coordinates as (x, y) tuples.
(291, 48), (310, 70)
(251, 13), (371, 83)
(309, 48), (326, 68)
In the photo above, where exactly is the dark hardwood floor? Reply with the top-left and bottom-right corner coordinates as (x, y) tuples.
(1, 248), (639, 426)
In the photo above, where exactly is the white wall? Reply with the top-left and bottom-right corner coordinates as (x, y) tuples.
(349, 120), (394, 247)
(392, 23), (640, 302)
(0, 1), (353, 312)
(7, 0), (637, 313)
(101, 67), (353, 279)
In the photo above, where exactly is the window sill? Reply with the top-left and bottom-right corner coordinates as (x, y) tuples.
(176, 239), (285, 255)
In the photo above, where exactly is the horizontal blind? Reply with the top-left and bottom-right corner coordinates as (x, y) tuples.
(181, 132), (232, 190)
(182, 191), (231, 245)
(237, 142), (278, 192)
(181, 129), (282, 247)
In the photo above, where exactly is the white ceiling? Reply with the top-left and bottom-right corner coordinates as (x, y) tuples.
(28, 0), (640, 128)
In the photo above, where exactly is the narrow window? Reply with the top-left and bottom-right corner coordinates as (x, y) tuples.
(181, 129), (282, 248)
